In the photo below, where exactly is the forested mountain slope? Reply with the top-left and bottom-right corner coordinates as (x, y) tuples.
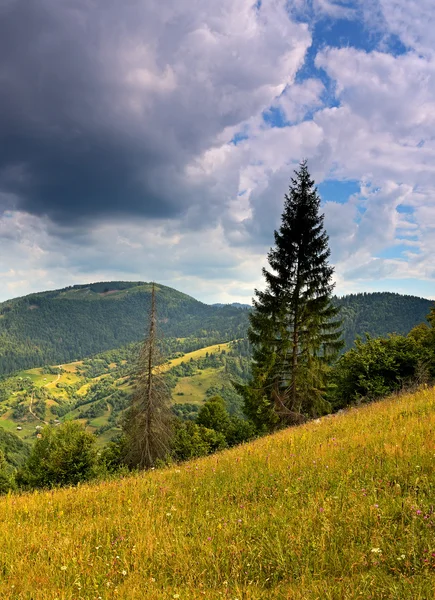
(0, 282), (249, 375)
(0, 283), (432, 376)
(336, 292), (433, 348)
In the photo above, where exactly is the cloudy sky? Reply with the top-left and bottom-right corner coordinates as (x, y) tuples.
(1, 0), (434, 303)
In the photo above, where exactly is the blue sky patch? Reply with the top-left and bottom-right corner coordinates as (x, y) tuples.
(377, 243), (420, 260)
(318, 179), (360, 204)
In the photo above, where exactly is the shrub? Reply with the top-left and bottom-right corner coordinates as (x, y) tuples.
(16, 422), (97, 489)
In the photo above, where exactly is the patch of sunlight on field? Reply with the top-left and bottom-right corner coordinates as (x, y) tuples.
(172, 367), (224, 404)
(0, 412), (35, 439)
(2, 387), (435, 598)
(89, 407), (112, 430)
(76, 382), (92, 396)
(161, 342), (231, 372)
(61, 361), (83, 373)
(16, 369), (57, 387)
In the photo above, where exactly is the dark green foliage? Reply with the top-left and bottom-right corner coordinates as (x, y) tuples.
(0, 450), (15, 494)
(197, 395), (231, 432)
(0, 427), (29, 468)
(98, 436), (129, 474)
(171, 421), (227, 461)
(330, 306), (435, 408)
(171, 403), (200, 421)
(16, 422), (97, 489)
(336, 292), (433, 350)
(225, 416), (256, 447)
(241, 161), (342, 429)
(171, 394), (255, 462)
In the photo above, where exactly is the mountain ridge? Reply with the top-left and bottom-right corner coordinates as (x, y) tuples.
(0, 281), (432, 376)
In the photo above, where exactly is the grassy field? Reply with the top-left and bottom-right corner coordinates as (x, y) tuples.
(162, 342), (231, 371)
(1, 387), (435, 599)
(172, 367), (225, 404)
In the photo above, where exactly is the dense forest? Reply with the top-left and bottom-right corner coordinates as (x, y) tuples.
(0, 281), (432, 376)
(337, 292), (433, 348)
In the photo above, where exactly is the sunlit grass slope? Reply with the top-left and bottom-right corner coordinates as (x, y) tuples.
(2, 388), (435, 599)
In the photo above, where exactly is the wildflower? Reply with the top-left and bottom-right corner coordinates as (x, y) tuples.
(60, 566), (67, 571)
(173, 595), (180, 599)
(121, 570), (127, 576)
(371, 548), (382, 554)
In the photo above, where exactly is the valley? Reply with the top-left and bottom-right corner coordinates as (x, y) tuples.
(0, 281), (432, 459)
(0, 338), (248, 446)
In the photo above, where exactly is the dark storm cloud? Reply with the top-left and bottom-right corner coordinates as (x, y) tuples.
(0, 0), (309, 226)
(0, 1), (191, 223)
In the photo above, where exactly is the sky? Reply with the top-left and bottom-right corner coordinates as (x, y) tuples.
(1, 0), (435, 304)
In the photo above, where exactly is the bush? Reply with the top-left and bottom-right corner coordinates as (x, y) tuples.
(196, 395), (230, 432)
(330, 334), (430, 409)
(171, 421), (227, 461)
(16, 422), (97, 489)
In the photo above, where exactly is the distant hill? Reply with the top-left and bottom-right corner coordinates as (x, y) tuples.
(0, 282), (249, 376)
(0, 283), (432, 376)
(212, 302), (251, 309)
(336, 292), (433, 348)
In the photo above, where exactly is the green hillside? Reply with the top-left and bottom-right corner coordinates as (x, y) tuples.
(338, 292), (433, 347)
(0, 281), (249, 375)
(0, 339), (250, 445)
(1, 386), (435, 598)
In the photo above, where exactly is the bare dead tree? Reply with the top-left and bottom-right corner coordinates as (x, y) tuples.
(123, 283), (173, 469)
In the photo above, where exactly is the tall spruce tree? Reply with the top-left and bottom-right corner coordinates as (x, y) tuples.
(242, 161), (342, 429)
(123, 284), (173, 469)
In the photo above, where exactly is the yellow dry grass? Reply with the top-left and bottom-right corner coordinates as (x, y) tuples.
(1, 388), (435, 599)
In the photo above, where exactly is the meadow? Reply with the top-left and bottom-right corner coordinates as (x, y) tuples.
(1, 387), (435, 599)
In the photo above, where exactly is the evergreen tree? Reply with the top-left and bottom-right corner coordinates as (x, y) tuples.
(242, 161), (342, 429)
(122, 284), (174, 469)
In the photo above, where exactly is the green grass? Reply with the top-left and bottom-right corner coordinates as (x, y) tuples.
(89, 415), (111, 428)
(0, 412), (36, 440)
(162, 342), (231, 371)
(1, 387), (435, 598)
(172, 367), (224, 404)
